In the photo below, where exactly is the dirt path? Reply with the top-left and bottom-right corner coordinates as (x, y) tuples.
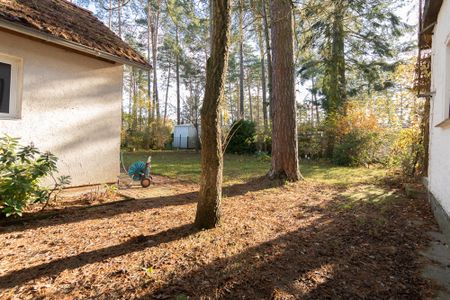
(0, 176), (443, 299)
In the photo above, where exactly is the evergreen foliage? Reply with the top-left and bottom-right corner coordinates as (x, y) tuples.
(226, 120), (257, 154)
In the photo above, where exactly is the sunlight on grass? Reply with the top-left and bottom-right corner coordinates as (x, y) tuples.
(339, 185), (399, 210)
(122, 151), (386, 186)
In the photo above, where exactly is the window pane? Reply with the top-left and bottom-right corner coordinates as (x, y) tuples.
(0, 62), (11, 114)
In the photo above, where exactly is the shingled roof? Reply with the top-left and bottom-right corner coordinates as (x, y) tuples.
(0, 0), (151, 69)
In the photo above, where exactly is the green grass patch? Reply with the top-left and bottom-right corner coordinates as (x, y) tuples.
(339, 185), (400, 210)
(122, 151), (386, 186)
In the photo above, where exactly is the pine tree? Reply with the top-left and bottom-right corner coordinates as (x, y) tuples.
(268, 0), (302, 181)
(195, 0), (232, 229)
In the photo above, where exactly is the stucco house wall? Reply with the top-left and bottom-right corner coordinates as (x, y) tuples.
(0, 30), (123, 187)
(429, 0), (450, 218)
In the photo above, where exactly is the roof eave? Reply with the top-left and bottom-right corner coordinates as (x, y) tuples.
(0, 19), (152, 70)
(422, 0), (443, 32)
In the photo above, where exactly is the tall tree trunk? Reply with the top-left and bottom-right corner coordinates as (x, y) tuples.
(131, 69), (138, 131)
(256, 84), (261, 127)
(329, 2), (346, 112)
(118, 0), (122, 38)
(268, 0), (301, 182)
(147, 2), (153, 123)
(311, 76), (320, 125)
(108, 0), (112, 29)
(176, 25), (181, 125)
(164, 61), (172, 124)
(325, 2), (346, 157)
(262, 0), (273, 122)
(258, 27), (269, 133)
(228, 80), (234, 121)
(247, 69), (253, 121)
(195, 0), (232, 229)
(138, 70), (143, 130)
(239, 0), (245, 119)
(151, 0), (161, 119)
(127, 68), (133, 138)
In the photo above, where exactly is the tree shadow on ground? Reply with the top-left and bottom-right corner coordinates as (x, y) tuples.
(0, 224), (197, 290)
(0, 177), (277, 234)
(0, 192), (198, 234)
(138, 188), (436, 299)
(0, 180), (437, 298)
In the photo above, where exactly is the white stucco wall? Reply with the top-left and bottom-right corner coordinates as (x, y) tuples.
(429, 0), (450, 215)
(0, 30), (123, 187)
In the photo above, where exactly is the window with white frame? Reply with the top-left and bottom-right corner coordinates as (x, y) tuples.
(0, 54), (22, 119)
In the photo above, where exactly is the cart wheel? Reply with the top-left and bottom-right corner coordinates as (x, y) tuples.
(141, 177), (151, 188)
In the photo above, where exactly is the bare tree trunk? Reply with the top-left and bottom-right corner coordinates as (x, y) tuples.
(239, 0), (245, 119)
(228, 81), (234, 122)
(315, 103), (320, 126)
(164, 61), (172, 124)
(147, 2), (153, 123)
(262, 0), (273, 122)
(247, 69), (253, 121)
(268, 0), (301, 182)
(128, 68), (133, 135)
(258, 27), (269, 133)
(131, 68), (138, 131)
(118, 0), (122, 39)
(256, 84), (261, 127)
(195, 0), (232, 229)
(151, 0), (161, 119)
(108, 0), (112, 28)
(312, 76), (320, 125)
(176, 25), (181, 125)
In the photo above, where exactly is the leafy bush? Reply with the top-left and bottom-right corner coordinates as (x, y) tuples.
(298, 123), (326, 159)
(331, 102), (383, 166)
(144, 120), (173, 150)
(0, 135), (70, 217)
(255, 129), (272, 153)
(390, 128), (424, 176)
(255, 151), (271, 162)
(122, 121), (173, 151)
(332, 129), (381, 166)
(225, 120), (257, 154)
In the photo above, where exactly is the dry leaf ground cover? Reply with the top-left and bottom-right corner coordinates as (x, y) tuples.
(0, 153), (439, 299)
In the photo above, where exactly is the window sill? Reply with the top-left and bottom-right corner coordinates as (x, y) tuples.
(435, 118), (450, 128)
(0, 115), (20, 120)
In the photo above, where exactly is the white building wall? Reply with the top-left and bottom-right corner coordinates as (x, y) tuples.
(0, 30), (123, 187)
(429, 0), (450, 216)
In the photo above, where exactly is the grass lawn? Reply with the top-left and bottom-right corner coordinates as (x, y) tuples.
(0, 151), (439, 299)
(123, 150), (386, 185)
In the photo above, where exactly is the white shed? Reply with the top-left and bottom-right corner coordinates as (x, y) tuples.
(0, 0), (151, 187)
(172, 124), (200, 149)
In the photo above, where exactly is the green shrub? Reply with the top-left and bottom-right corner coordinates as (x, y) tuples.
(144, 120), (173, 150)
(255, 130), (272, 153)
(298, 123), (326, 159)
(225, 120), (257, 154)
(123, 121), (173, 151)
(0, 135), (70, 217)
(332, 129), (381, 166)
(389, 128), (424, 176)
